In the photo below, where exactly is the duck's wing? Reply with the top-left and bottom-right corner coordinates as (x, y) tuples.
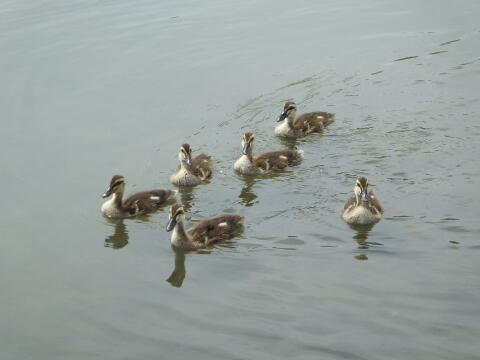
(367, 189), (384, 214)
(343, 194), (356, 212)
(294, 112), (334, 133)
(187, 215), (244, 246)
(192, 153), (213, 180)
(253, 150), (303, 171)
(123, 189), (176, 216)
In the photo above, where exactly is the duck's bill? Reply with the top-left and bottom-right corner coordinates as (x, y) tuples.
(185, 154), (193, 166)
(166, 217), (177, 232)
(242, 143), (250, 155)
(361, 191), (369, 201)
(102, 187), (113, 198)
(277, 112), (287, 122)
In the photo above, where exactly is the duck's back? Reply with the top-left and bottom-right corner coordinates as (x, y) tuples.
(188, 214), (244, 246)
(294, 111), (334, 132)
(123, 189), (176, 216)
(253, 149), (303, 171)
(192, 153), (213, 179)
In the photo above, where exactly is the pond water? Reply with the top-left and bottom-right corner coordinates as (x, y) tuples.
(1, 1), (480, 359)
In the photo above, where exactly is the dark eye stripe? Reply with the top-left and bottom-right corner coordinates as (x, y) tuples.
(112, 181), (124, 188)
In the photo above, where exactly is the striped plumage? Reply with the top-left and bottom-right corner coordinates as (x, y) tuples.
(101, 175), (177, 218)
(170, 143), (213, 186)
(234, 132), (304, 175)
(342, 177), (384, 225)
(166, 204), (244, 250)
(275, 101), (334, 138)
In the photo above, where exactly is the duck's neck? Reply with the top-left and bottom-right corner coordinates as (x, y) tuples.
(244, 149), (254, 162)
(180, 160), (193, 172)
(355, 193), (372, 209)
(171, 222), (189, 247)
(112, 192), (123, 208)
(285, 116), (294, 129)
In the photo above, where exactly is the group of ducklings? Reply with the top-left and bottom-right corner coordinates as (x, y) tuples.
(101, 101), (384, 250)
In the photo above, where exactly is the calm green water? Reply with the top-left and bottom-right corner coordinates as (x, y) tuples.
(1, 1), (480, 359)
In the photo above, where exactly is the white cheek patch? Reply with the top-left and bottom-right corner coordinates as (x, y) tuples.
(218, 222), (228, 227)
(150, 196), (160, 201)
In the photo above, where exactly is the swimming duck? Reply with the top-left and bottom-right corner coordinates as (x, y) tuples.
(166, 204), (244, 250)
(101, 175), (177, 218)
(342, 177), (384, 225)
(234, 132), (304, 175)
(170, 143), (213, 186)
(275, 101), (334, 138)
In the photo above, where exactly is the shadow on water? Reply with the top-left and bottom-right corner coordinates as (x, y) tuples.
(104, 218), (129, 249)
(166, 247), (187, 288)
(177, 186), (196, 212)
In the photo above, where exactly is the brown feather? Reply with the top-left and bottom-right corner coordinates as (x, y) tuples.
(253, 150), (302, 171)
(366, 190), (384, 215)
(187, 215), (244, 247)
(122, 189), (176, 216)
(343, 190), (383, 214)
(343, 194), (356, 212)
(191, 153), (213, 180)
(293, 112), (334, 133)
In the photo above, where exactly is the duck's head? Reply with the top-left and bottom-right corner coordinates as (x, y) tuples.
(278, 101), (297, 122)
(241, 132), (255, 155)
(166, 204), (185, 232)
(102, 175), (125, 198)
(354, 176), (369, 202)
(178, 144), (193, 166)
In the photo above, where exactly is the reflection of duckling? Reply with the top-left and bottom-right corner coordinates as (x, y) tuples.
(104, 219), (129, 249)
(238, 177), (258, 207)
(342, 177), (384, 225)
(170, 144), (213, 186)
(275, 101), (334, 138)
(101, 175), (177, 218)
(234, 132), (304, 175)
(166, 248), (186, 288)
(350, 223), (375, 249)
(166, 204), (244, 250)
(177, 185), (196, 213)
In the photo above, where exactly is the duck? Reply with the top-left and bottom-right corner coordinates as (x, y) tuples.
(170, 143), (213, 186)
(233, 132), (304, 175)
(275, 101), (335, 138)
(342, 176), (384, 225)
(101, 175), (177, 218)
(166, 204), (244, 250)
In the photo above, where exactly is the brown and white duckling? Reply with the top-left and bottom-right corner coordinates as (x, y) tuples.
(275, 101), (335, 138)
(342, 177), (384, 225)
(233, 132), (304, 175)
(170, 144), (213, 186)
(101, 175), (177, 218)
(166, 204), (244, 250)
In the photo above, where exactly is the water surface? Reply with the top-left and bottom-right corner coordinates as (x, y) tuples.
(1, 1), (480, 359)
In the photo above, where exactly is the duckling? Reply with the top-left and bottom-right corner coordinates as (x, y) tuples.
(170, 144), (213, 186)
(234, 132), (304, 175)
(342, 177), (384, 225)
(275, 101), (334, 138)
(166, 204), (244, 250)
(101, 175), (177, 218)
